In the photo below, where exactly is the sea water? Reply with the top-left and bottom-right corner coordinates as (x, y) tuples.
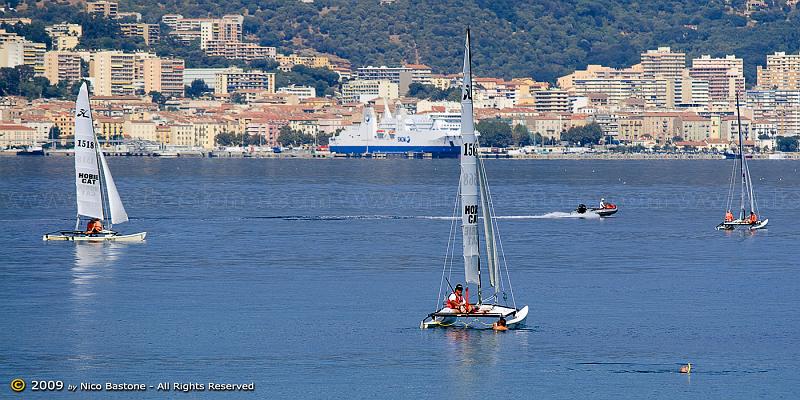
(1, 158), (798, 399)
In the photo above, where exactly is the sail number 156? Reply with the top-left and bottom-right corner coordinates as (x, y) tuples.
(463, 142), (477, 156)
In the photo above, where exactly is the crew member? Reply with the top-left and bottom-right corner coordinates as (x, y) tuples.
(724, 210), (734, 222)
(446, 284), (474, 313)
(749, 212), (758, 224)
(599, 198), (607, 209)
(86, 218), (103, 234)
(492, 317), (508, 331)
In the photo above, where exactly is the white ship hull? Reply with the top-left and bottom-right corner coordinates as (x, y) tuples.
(330, 105), (462, 157)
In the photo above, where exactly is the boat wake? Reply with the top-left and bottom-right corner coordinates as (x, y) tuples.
(120, 213), (604, 222)
(495, 211), (602, 220)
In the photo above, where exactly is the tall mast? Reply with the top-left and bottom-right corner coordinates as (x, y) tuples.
(735, 93), (746, 219)
(460, 28), (481, 304)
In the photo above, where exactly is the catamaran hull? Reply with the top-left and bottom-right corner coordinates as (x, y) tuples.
(43, 231), (147, 242)
(716, 218), (768, 231)
(420, 305), (528, 330)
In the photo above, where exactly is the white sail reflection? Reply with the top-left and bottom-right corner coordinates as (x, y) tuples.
(71, 242), (121, 301)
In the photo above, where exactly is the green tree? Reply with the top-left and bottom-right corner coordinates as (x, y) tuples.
(407, 83), (459, 101)
(562, 123), (603, 146)
(215, 131), (241, 146)
(277, 125), (315, 146)
(185, 79), (212, 99)
(149, 91), (167, 108)
(230, 92), (246, 104)
(512, 124), (531, 146)
(476, 119), (513, 147)
(776, 136), (799, 152)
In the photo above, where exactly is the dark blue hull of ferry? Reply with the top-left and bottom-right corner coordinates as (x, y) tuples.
(330, 145), (460, 157)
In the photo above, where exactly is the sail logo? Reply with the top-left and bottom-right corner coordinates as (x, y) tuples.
(397, 136), (411, 143)
(462, 84), (472, 101)
(464, 204), (478, 223)
(78, 172), (99, 185)
(77, 109), (90, 119)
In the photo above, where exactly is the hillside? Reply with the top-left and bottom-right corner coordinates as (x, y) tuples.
(11, 0), (800, 84)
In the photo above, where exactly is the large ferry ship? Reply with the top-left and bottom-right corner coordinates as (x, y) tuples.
(329, 103), (462, 157)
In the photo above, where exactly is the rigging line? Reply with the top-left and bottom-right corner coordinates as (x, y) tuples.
(745, 161), (759, 215)
(437, 184), (462, 310)
(726, 154), (737, 212)
(744, 156), (757, 214)
(478, 157), (501, 294)
(479, 157), (517, 310)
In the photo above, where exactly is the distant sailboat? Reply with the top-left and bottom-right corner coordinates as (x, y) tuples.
(43, 83), (146, 242)
(716, 94), (768, 231)
(421, 29), (528, 329)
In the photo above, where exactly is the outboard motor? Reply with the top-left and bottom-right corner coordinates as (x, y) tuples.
(576, 204), (587, 214)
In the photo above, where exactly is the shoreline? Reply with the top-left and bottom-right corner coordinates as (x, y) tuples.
(2, 150), (798, 160)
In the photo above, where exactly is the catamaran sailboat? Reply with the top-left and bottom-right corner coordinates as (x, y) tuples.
(716, 95), (768, 231)
(43, 83), (146, 242)
(421, 30), (528, 329)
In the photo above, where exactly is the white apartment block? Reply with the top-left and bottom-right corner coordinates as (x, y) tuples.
(277, 85), (316, 99)
(746, 89), (800, 136)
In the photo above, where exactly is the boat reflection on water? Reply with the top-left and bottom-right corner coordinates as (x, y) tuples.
(72, 242), (122, 301)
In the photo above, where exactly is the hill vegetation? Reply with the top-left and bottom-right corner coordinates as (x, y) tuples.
(8, 0), (800, 84)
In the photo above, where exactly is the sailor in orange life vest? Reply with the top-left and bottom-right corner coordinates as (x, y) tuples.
(749, 212), (758, 224)
(86, 218), (103, 234)
(724, 210), (734, 222)
(446, 284), (475, 313)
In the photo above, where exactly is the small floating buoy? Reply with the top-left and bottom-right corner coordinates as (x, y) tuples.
(679, 362), (692, 374)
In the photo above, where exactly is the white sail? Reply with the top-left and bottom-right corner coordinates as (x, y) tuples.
(74, 82), (104, 220)
(98, 148), (128, 224)
(460, 30), (480, 286)
(478, 158), (499, 291)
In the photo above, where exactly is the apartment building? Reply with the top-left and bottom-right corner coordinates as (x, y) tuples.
(45, 23), (82, 50)
(89, 51), (136, 96)
(532, 89), (570, 113)
(86, 1), (119, 18)
(0, 124), (39, 147)
(143, 57), (185, 96)
(44, 51), (82, 84)
(275, 54), (331, 71)
(277, 85), (317, 99)
(199, 15), (243, 48)
(557, 64), (643, 90)
(120, 23), (160, 46)
(204, 41), (276, 61)
(214, 68), (276, 95)
(641, 47), (686, 80)
(340, 79), (399, 104)
(690, 55), (745, 103)
(746, 89), (800, 136)
(183, 68), (229, 90)
(354, 64), (431, 95)
(757, 52), (800, 90)
(0, 39), (46, 75)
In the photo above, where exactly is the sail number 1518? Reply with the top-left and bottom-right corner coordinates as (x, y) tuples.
(463, 142), (477, 156)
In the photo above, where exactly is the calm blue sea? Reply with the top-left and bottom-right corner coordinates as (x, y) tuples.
(1, 158), (799, 399)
